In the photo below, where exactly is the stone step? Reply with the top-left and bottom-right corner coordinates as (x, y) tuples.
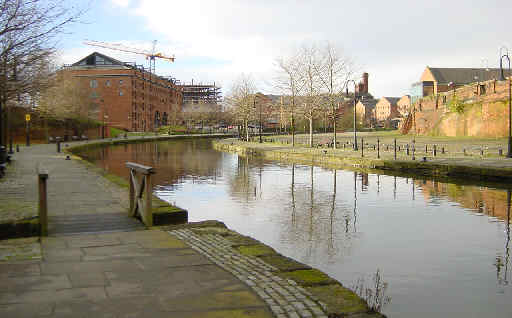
(48, 213), (144, 236)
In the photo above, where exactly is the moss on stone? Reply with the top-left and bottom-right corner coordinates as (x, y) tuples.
(153, 206), (184, 214)
(166, 220), (227, 231)
(307, 284), (375, 316)
(223, 234), (261, 246)
(259, 255), (311, 272)
(191, 226), (237, 236)
(279, 269), (337, 287)
(237, 244), (277, 257)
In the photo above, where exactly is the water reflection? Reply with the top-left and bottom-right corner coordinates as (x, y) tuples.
(496, 190), (511, 289)
(79, 139), (512, 318)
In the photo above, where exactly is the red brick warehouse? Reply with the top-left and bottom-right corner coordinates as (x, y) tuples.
(60, 52), (183, 134)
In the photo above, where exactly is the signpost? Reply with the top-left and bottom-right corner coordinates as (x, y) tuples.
(25, 114), (30, 147)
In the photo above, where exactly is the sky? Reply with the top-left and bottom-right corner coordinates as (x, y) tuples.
(59, 0), (512, 99)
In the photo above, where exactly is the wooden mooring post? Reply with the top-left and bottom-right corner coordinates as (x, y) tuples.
(37, 166), (48, 236)
(126, 162), (155, 227)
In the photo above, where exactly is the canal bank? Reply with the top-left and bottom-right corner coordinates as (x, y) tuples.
(0, 134), (385, 317)
(213, 138), (512, 185)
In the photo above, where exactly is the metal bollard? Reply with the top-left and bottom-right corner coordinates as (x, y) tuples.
(16, 144), (19, 152)
(377, 139), (380, 159)
(394, 139), (397, 160)
(463, 148), (466, 156)
(8, 138), (13, 154)
(57, 141), (61, 153)
(499, 148), (503, 156)
(433, 145), (437, 157)
(425, 145), (428, 153)
(480, 148), (484, 156)
(361, 138), (364, 157)
(406, 144), (410, 156)
(412, 144), (416, 160)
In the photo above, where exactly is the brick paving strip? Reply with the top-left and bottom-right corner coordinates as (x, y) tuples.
(171, 229), (327, 318)
(168, 223), (384, 318)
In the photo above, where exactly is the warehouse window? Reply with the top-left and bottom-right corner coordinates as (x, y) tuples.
(119, 90), (124, 96)
(105, 80), (111, 87)
(90, 80), (98, 88)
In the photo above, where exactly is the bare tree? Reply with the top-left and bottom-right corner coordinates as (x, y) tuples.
(315, 42), (354, 149)
(275, 51), (304, 147)
(0, 0), (86, 147)
(37, 73), (95, 137)
(226, 73), (256, 141)
(297, 44), (323, 148)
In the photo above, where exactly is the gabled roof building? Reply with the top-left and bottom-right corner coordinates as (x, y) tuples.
(375, 97), (400, 122)
(411, 66), (512, 103)
(61, 52), (183, 132)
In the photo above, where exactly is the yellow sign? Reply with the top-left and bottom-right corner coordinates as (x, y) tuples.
(25, 114), (31, 122)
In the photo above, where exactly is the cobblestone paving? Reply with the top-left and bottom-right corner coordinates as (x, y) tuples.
(170, 229), (329, 318)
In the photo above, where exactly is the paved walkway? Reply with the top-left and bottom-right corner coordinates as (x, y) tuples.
(0, 142), (143, 235)
(0, 230), (276, 317)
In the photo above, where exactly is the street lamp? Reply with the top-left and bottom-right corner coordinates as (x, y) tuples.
(346, 80), (358, 150)
(253, 94), (262, 143)
(499, 46), (511, 158)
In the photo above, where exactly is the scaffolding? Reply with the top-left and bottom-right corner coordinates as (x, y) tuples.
(180, 80), (222, 105)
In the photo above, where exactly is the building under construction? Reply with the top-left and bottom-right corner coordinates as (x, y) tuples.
(179, 80), (222, 105)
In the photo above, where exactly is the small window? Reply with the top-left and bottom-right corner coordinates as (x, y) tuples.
(442, 95), (447, 104)
(90, 79), (98, 88)
(480, 84), (486, 95)
(119, 80), (124, 85)
(119, 90), (124, 96)
(105, 80), (111, 87)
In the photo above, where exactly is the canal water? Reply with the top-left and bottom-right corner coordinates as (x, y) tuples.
(80, 139), (512, 318)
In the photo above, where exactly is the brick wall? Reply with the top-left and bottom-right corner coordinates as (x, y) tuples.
(412, 78), (511, 137)
(62, 66), (183, 132)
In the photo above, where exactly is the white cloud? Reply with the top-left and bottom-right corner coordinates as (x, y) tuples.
(79, 0), (512, 97)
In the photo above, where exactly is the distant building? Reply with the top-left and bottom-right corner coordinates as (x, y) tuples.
(355, 97), (378, 126)
(179, 80), (222, 106)
(60, 52), (183, 132)
(375, 97), (400, 123)
(397, 95), (411, 117)
(355, 72), (370, 96)
(411, 66), (511, 102)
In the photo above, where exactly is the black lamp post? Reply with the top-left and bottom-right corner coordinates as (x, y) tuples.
(253, 95), (262, 143)
(346, 80), (358, 150)
(500, 47), (511, 158)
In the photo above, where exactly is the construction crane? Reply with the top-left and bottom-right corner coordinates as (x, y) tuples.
(83, 39), (175, 75)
